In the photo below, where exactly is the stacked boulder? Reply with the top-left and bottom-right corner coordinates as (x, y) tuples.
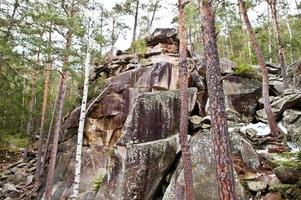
(39, 28), (301, 200)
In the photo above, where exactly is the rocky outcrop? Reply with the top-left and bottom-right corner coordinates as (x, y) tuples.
(256, 90), (301, 122)
(32, 29), (301, 200)
(162, 131), (247, 200)
(222, 75), (261, 122)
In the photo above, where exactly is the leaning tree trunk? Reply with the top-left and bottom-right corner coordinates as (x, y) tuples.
(178, 1), (194, 200)
(24, 49), (40, 159)
(35, 26), (52, 187)
(269, 0), (288, 89)
(132, 0), (139, 43)
(200, 1), (236, 200)
(148, 0), (159, 32)
(72, 22), (92, 199)
(45, 30), (72, 200)
(239, 0), (279, 136)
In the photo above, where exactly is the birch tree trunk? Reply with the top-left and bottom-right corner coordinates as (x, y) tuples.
(72, 22), (92, 200)
(200, 1), (236, 199)
(178, 1), (194, 199)
(239, 0), (279, 136)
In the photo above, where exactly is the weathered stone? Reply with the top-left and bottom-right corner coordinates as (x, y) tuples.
(146, 28), (178, 46)
(121, 89), (197, 144)
(223, 75), (261, 122)
(246, 180), (268, 192)
(274, 164), (301, 184)
(287, 61), (301, 89)
(270, 80), (284, 95)
(282, 109), (301, 125)
(262, 192), (282, 200)
(189, 115), (202, 125)
(96, 135), (181, 200)
(52, 142), (112, 198)
(2, 183), (19, 194)
(240, 122), (271, 137)
(151, 62), (179, 91)
(162, 131), (248, 200)
(256, 92), (301, 122)
(220, 58), (236, 74)
(26, 175), (34, 186)
(241, 139), (260, 171)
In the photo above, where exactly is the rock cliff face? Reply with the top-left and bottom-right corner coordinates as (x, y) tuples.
(14, 29), (299, 200)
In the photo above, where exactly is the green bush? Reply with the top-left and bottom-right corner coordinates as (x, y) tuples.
(234, 63), (255, 77)
(0, 133), (29, 151)
(131, 38), (147, 55)
(93, 174), (105, 191)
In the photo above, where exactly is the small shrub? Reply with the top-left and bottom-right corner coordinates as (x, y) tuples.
(0, 133), (29, 151)
(234, 63), (255, 77)
(131, 39), (147, 55)
(93, 174), (105, 191)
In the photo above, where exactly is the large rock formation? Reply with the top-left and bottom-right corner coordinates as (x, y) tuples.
(23, 29), (301, 200)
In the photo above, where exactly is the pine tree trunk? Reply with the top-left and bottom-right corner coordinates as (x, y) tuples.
(35, 27), (52, 186)
(200, 1), (236, 200)
(178, 1), (194, 200)
(132, 0), (139, 43)
(285, 16), (293, 63)
(40, 88), (58, 177)
(26, 74), (37, 137)
(268, 5), (273, 63)
(269, 0), (288, 89)
(148, 0), (159, 32)
(45, 30), (72, 200)
(239, 0), (279, 136)
(72, 24), (91, 200)
(26, 50), (40, 137)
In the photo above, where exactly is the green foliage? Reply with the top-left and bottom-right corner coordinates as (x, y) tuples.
(88, 74), (107, 100)
(131, 38), (147, 55)
(93, 174), (105, 191)
(0, 133), (29, 152)
(234, 63), (255, 77)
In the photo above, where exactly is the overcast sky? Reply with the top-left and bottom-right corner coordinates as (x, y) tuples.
(97, 0), (298, 51)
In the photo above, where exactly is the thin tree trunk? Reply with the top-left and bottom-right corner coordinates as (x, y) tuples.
(285, 16), (293, 63)
(269, 0), (288, 89)
(45, 30), (72, 200)
(200, 1), (236, 200)
(35, 26), (52, 186)
(268, 5), (273, 63)
(239, 0), (279, 136)
(110, 18), (116, 55)
(178, 1), (194, 200)
(40, 87), (58, 177)
(132, 0), (139, 43)
(72, 22), (91, 199)
(295, 0), (300, 15)
(26, 50), (40, 137)
(148, 0), (159, 32)
(25, 73), (36, 159)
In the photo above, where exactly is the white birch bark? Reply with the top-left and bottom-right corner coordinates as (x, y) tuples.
(72, 19), (92, 199)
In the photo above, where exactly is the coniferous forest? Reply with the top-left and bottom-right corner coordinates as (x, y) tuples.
(1, 0), (301, 199)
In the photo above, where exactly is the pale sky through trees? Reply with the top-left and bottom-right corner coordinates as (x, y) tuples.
(98, 0), (299, 51)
